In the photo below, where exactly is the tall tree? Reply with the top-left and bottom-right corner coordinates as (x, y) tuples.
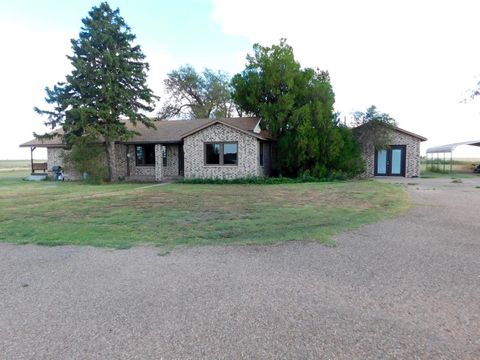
(34, 2), (158, 182)
(232, 40), (361, 177)
(159, 65), (235, 119)
(352, 105), (397, 151)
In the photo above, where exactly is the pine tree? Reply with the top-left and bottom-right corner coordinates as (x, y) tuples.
(35, 2), (158, 182)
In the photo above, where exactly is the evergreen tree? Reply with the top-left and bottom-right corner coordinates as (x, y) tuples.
(35, 2), (158, 182)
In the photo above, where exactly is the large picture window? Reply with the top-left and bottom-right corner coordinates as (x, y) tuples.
(136, 144), (155, 166)
(205, 142), (238, 165)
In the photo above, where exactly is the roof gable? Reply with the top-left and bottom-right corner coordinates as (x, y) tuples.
(354, 123), (427, 142)
(180, 119), (271, 140)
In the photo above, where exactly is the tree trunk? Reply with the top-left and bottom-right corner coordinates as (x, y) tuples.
(105, 141), (117, 183)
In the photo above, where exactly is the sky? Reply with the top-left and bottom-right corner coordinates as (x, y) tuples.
(1, 0), (480, 160)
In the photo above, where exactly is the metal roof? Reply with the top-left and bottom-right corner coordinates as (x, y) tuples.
(426, 140), (480, 154)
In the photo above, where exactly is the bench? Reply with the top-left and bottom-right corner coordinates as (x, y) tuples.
(32, 162), (48, 173)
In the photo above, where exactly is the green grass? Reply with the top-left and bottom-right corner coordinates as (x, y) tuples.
(0, 172), (410, 249)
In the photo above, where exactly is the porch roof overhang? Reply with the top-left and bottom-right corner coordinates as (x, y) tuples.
(426, 140), (480, 154)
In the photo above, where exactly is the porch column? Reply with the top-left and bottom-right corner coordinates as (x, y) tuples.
(30, 146), (36, 174)
(154, 144), (163, 182)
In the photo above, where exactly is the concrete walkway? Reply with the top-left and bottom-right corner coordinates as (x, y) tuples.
(1, 178), (479, 359)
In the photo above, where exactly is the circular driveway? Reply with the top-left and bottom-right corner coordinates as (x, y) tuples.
(1, 178), (479, 359)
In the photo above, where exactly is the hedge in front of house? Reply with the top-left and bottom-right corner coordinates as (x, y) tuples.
(179, 172), (351, 185)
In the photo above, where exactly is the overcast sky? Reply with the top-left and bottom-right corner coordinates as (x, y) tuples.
(1, 0), (480, 159)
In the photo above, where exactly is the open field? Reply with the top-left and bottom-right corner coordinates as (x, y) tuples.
(0, 173), (409, 248)
(0, 160), (47, 179)
(0, 160), (33, 171)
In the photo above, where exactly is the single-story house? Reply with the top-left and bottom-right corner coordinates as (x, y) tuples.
(21, 117), (274, 182)
(21, 117), (427, 180)
(356, 125), (427, 177)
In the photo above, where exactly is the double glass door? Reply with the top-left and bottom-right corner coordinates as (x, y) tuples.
(375, 146), (406, 176)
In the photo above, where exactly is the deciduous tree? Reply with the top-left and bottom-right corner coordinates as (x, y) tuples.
(159, 65), (234, 119)
(231, 39), (362, 177)
(352, 105), (397, 151)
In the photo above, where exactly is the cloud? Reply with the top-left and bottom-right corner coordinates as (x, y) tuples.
(212, 0), (480, 154)
(0, 21), (176, 159)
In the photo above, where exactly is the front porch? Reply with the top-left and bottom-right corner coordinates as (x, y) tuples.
(122, 143), (184, 182)
(28, 146), (48, 175)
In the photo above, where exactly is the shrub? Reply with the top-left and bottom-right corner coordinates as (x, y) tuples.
(180, 175), (349, 185)
(63, 137), (108, 183)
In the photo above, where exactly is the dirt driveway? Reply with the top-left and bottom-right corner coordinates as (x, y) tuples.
(1, 178), (479, 359)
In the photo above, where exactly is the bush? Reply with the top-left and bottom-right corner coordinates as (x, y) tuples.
(179, 174), (350, 185)
(63, 137), (108, 183)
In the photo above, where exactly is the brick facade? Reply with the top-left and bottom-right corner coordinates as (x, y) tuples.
(183, 123), (265, 179)
(47, 147), (81, 180)
(47, 143), (181, 182)
(362, 129), (422, 178)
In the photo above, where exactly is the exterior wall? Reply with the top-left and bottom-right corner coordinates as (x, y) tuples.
(124, 144), (155, 181)
(125, 143), (180, 181)
(183, 123), (260, 179)
(46, 143), (181, 182)
(362, 130), (422, 178)
(47, 147), (81, 180)
(162, 144), (179, 177)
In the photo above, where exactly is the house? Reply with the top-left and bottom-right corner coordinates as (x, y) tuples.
(20, 117), (274, 181)
(356, 125), (427, 177)
(21, 117), (426, 180)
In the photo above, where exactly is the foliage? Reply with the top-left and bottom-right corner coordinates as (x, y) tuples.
(34, 2), (158, 182)
(0, 177), (410, 248)
(62, 137), (108, 183)
(352, 105), (397, 151)
(159, 65), (235, 119)
(231, 39), (363, 177)
(180, 172), (352, 185)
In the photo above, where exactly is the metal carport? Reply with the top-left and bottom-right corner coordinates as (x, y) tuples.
(426, 140), (480, 173)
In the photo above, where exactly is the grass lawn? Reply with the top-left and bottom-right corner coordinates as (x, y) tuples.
(0, 171), (410, 249)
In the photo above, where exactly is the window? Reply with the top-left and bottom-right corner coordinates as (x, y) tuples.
(135, 144), (155, 166)
(259, 142), (264, 166)
(205, 142), (237, 165)
(223, 143), (238, 165)
(162, 145), (167, 167)
(205, 143), (220, 164)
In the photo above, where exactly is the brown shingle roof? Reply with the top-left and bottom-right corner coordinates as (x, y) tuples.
(20, 117), (273, 147)
(354, 124), (427, 141)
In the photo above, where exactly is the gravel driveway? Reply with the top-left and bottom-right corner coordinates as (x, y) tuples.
(1, 178), (479, 359)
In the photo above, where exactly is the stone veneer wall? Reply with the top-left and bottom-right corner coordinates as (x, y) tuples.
(46, 144), (156, 181)
(163, 144), (179, 177)
(183, 123), (260, 179)
(125, 143), (179, 182)
(46, 147), (81, 180)
(124, 144), (155, 181)
(362, 129), (422, 178)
